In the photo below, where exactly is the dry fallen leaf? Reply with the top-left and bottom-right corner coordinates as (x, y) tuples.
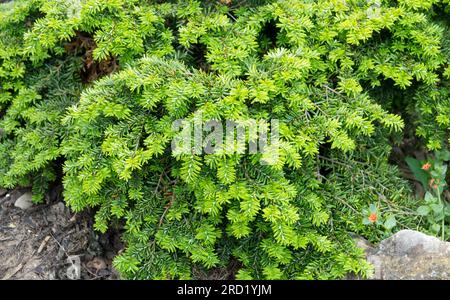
(86, 257), (107, 272)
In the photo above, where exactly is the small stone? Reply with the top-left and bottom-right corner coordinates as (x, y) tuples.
(352, 235), (373, 253)
(367, 230), (450, 280)
(14, 192), (33, 210)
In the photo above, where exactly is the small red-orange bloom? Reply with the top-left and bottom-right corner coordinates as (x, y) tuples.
(421, 162), (432, 171)
(429, 178), (439, 189)
(368, 212), (377, 223)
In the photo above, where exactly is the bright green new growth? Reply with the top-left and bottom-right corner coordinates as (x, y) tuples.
(0, 0), (449, 279)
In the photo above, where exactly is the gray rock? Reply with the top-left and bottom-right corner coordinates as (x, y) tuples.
(0, 188), (7, 197)
(366, 230), (450, 280)
(14, 192), (33, 210)
(352, 235), (374, 253)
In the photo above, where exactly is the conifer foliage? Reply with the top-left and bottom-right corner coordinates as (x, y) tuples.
(0, 0), (449, 279)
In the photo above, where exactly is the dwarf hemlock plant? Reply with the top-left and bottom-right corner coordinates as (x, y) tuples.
(0, 0), (84, 201)
(0, 0), (449, 279)
(0, 0), (180, 200)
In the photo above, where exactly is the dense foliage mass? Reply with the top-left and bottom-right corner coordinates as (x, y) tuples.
(0, 0), (449, 279)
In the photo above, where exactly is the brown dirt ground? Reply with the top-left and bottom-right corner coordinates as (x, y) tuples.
(0, 188), (122, 280)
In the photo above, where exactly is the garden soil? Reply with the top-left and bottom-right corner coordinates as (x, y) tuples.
(0, 188), (122, 280)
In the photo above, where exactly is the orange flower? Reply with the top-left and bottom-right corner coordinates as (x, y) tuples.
(429, 178), (439, 189)
(421, 162), (431, 171)
(368, 212), (377, 223)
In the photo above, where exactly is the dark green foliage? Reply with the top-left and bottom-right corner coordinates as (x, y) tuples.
(0, 0), (84, 201)
(0, 0), (449, 279)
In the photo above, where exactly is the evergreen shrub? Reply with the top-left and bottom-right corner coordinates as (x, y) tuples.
(0, 0), (449, 279)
